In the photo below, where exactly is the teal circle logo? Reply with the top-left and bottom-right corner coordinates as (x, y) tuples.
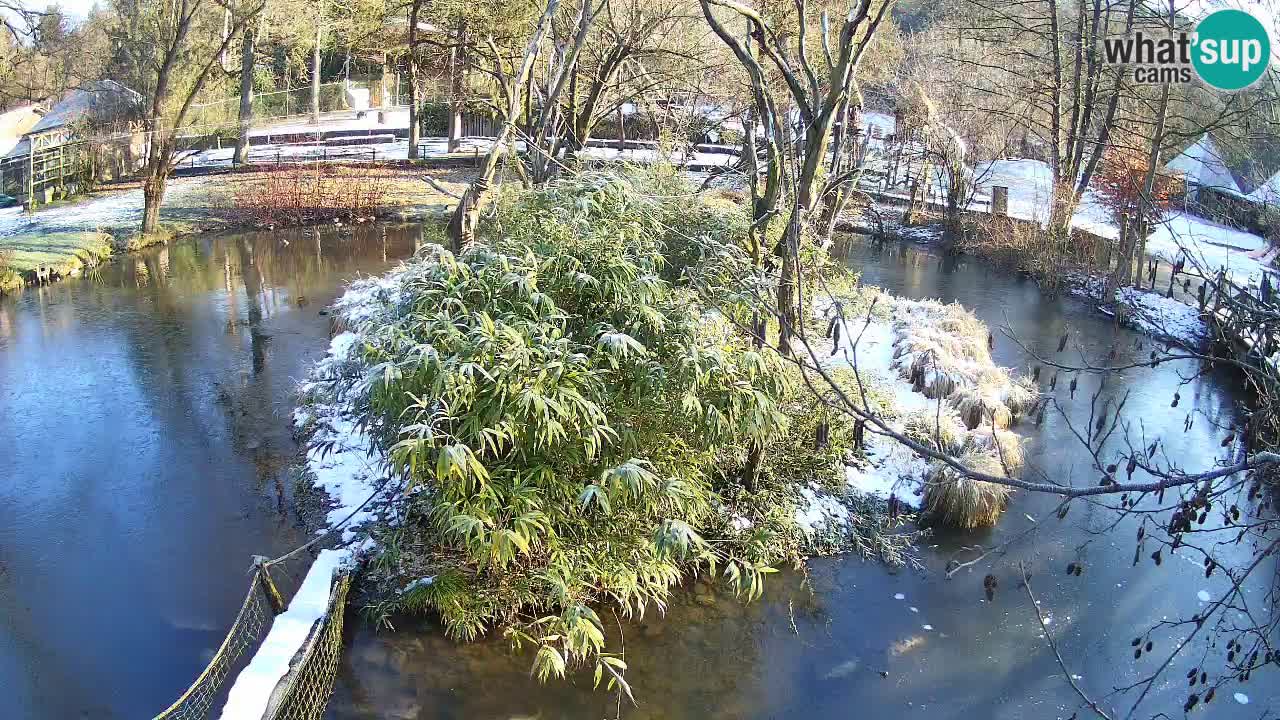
(1193, 9), (1270, 90)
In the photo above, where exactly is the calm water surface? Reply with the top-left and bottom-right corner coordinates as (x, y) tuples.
(327, 236), (1277, 720)
(0, 224), (422, 719)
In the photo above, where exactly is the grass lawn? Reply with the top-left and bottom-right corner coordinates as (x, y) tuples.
(0, 231), (114, 292)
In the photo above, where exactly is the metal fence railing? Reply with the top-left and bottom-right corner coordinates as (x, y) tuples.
(261, 573), (353, 720)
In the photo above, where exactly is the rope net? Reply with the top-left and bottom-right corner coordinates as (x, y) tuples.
(265, 573), (353, 720)
(152, 571), (274, 720)
(152, 568), (352, 720)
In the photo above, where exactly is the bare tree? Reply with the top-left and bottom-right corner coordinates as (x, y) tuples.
(445, 0), (562, 248)
(109, 0), (264, 235)
(700, 0), (894, 351)
(233, 5), (261, 165)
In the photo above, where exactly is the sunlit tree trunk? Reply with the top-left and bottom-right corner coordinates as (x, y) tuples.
(447, 19), (466, 153)
(310, 10), (322, 124)
(446, 0), (560, 248)
(407, 0), (422, 159)
(234, 15), (257, 166)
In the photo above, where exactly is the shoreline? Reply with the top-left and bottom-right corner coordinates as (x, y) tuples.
(846, 216), (1214, 347)
(0, 162), (467, 296)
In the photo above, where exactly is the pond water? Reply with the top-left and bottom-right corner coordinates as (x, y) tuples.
(326, 236), (1277, 720)
(0, 224), (422, 719)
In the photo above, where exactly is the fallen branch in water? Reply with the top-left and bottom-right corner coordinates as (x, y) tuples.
(1021, 561), (1114, 720)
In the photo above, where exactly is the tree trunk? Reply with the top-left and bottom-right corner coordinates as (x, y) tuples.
(142, 174), (166, 236)
(234, 18), (256, 166)
(1130, 0), (1175, 291)
(777, 228), (798, 353)
(407, 0), (422, 159)
(447, 19), (466, 153)
(310, 21), (322, 124)
(1104, 218), (1133, 304)
(446, 0), (560, 248)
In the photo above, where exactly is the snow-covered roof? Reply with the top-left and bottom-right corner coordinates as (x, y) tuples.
(28, 80), (140, 136)
(1165, 134), (1242, 194)
(1, 81), (140, 160)
(1246, 168), (1280, 206)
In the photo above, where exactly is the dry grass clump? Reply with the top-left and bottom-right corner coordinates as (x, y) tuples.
(921, 451), (1012, 529)
(962, 427), (1025, 473)
(888, 299), (1037, 434)
(848, 296), (1041, 530)
(903, 409), (968, 455)
(954, 214), (1111, 289)
(1001, 377), (1039, 416)
(950, 384), (1014, 430)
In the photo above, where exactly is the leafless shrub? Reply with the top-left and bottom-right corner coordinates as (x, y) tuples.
(232, 164), (388, 227)
(957, 215), (1109, 289)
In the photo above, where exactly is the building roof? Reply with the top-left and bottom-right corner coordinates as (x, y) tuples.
(1, 81), (140, 160)
(28, 80), (141, 135)
(1165, 134), (1243, 195)
(1246, 168), (1280, 206)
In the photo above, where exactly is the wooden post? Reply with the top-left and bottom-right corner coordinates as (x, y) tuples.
(1213, 268), (1226, 316)
(617, 104), (626, 151)
(26, 149), (34, 212)
(255, 559), (287, 615)
(992, 186), (1009, 216)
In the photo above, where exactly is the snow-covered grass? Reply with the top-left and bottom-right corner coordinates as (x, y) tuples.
(799, 292), (1036, 529)
(1146, 211), (1272, 288)
(0, 176), (211, 239)
(1071, 274), (1210, 346)
(972, 158), (1117, 240)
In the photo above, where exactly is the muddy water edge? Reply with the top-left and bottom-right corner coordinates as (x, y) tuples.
(0, 224), (425, 719)
(327, 234), (1277, 720)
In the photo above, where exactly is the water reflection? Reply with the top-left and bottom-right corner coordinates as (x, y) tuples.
(328, 235), (1275, 720)
(0, 223), (421, 719)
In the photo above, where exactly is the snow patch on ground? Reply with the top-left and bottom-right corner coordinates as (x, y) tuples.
(972, 158), (1117, 240)
(844, 437), (929, 509)
(795, 295), (941, 524)
(1071, 275), (1209, 345)
(1116, 287), (1209, 345)
(1146, 212), (1272, 288)
(804, 293), (1038, 527)
(796, 484), (852, 533)
(400, 577), (436, 594)
(0, 176), (209, 238)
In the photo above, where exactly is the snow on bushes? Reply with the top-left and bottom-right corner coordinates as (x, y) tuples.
(816, 294), (1037, 528)
(308, 170), (872, 687)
